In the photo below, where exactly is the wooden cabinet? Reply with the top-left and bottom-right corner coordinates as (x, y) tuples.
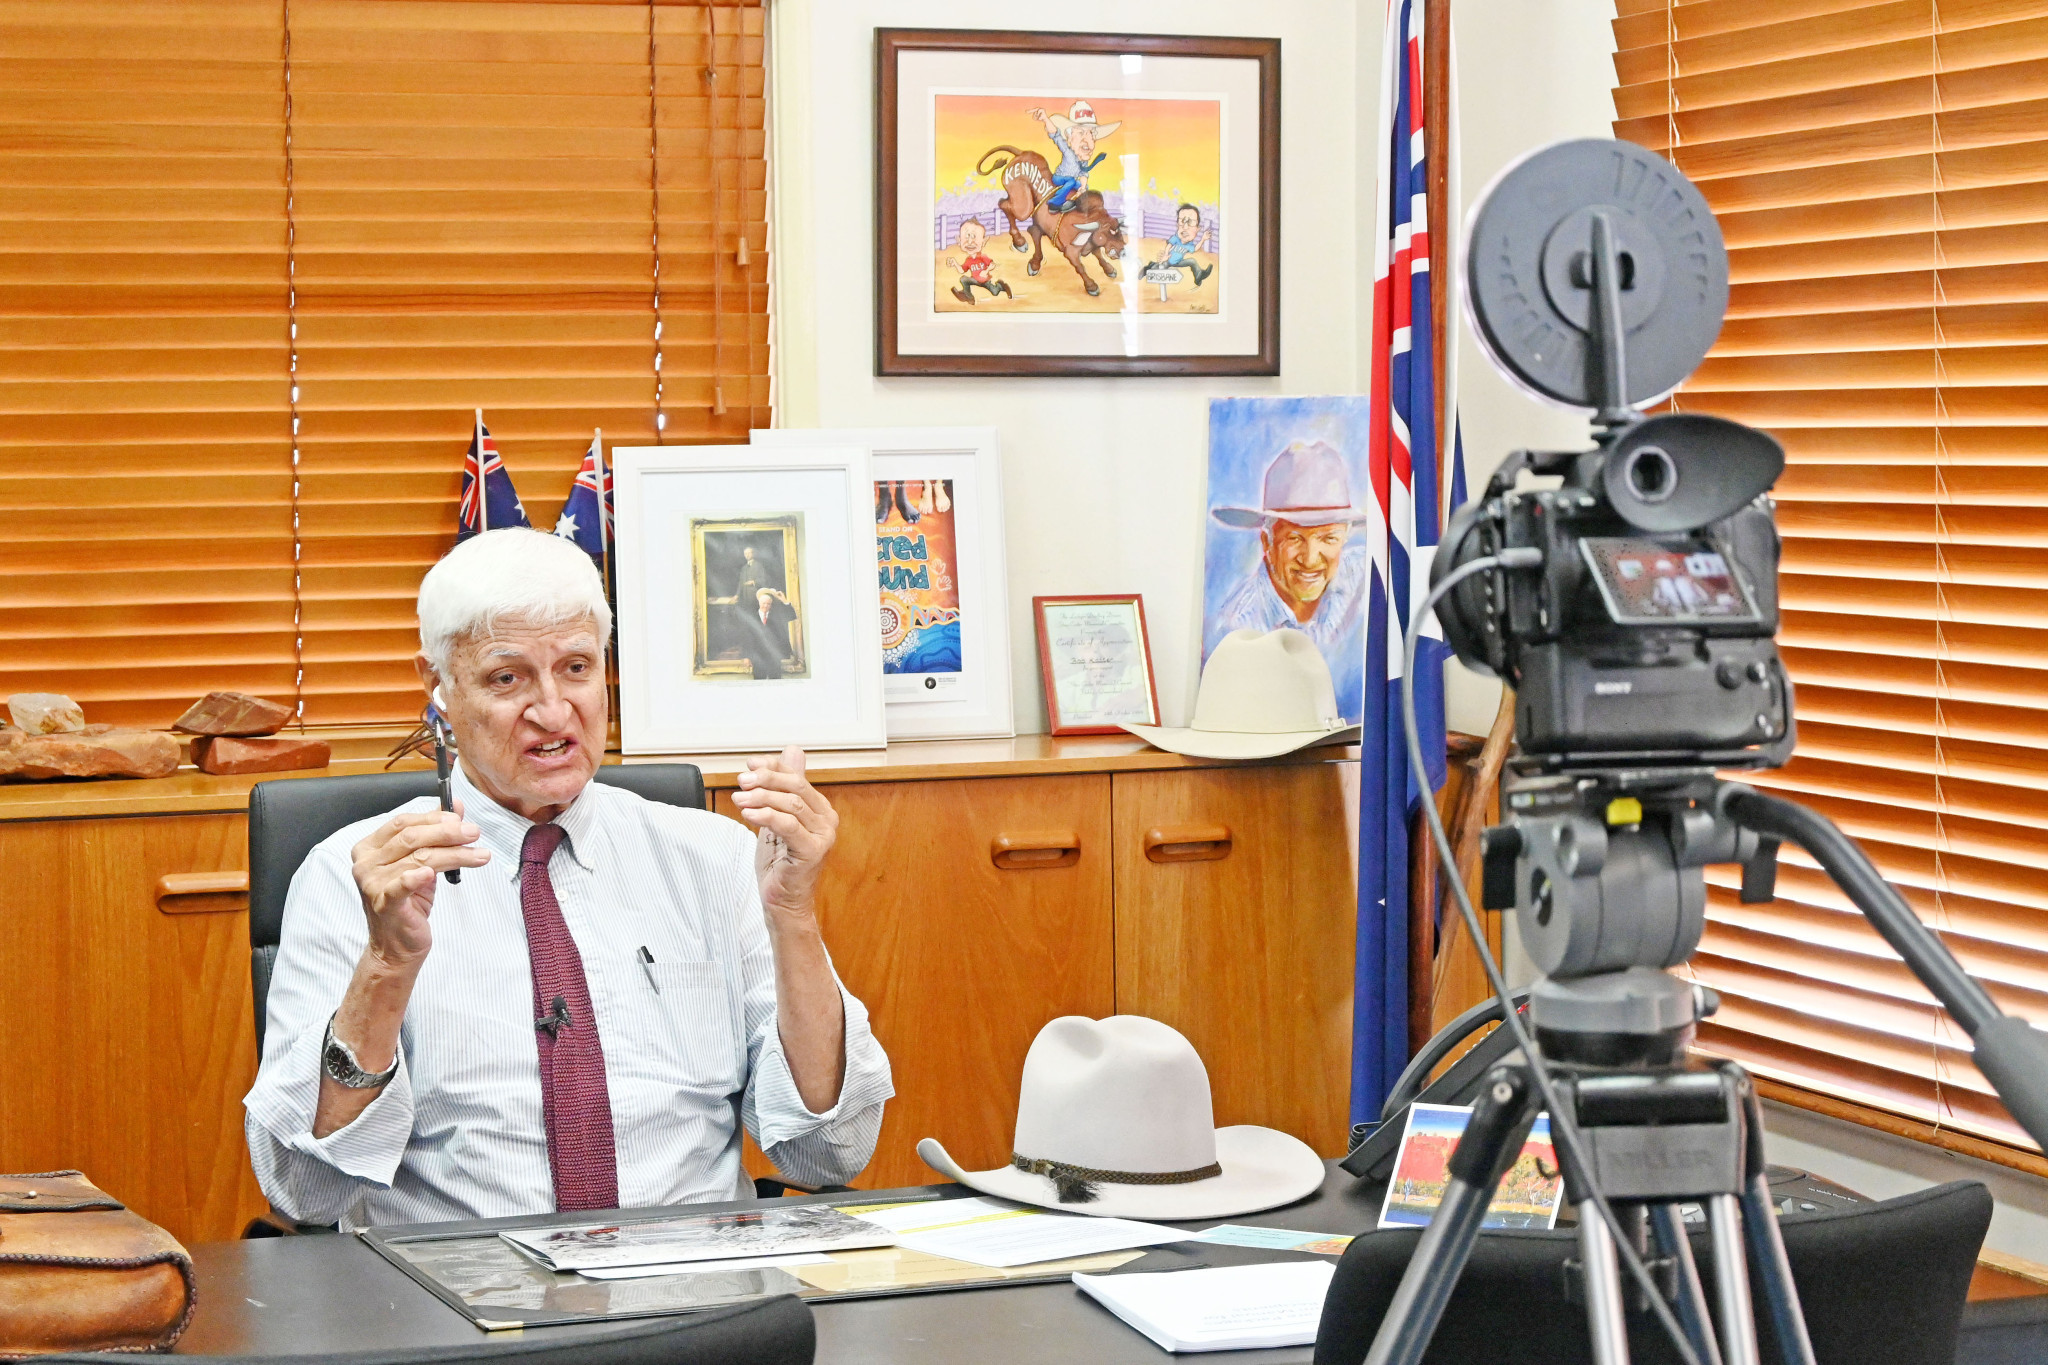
(0, 738), (1358, 1237)
(1112, 764), (1361, 1157)
(718, 774), (1116, 1191)
(0, 813), (267, 1245)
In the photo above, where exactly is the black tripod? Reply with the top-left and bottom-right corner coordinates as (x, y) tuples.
(1364, 773), (1819, 1365)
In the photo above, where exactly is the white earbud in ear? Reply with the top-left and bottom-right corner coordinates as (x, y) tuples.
(432, 686), (448, 712)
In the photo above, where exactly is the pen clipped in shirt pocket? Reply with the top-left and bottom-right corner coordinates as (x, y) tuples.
(637, 958), (742, 1096)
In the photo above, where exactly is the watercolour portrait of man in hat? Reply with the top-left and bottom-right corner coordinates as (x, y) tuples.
(1202, 399), (1376, 724)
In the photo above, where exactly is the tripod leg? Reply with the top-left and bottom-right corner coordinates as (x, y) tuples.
(1577, 1205), (1633, 1365)
(1706, 1195), (1762, 1365)
(1740, 1174), (1817, 1365)
(1362, 1069), (1536, 1365)
(1728, 1068), (1818, 1365)
(1649, 1205), (1724, 1365)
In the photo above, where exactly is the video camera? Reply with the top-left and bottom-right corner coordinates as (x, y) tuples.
(1431, 139), (1795, 770)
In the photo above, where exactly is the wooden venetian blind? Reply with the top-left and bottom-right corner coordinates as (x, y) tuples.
(0, 3), (296, 727)
(0, 0), (768, 731)
(1613, 0), (2048, 1157)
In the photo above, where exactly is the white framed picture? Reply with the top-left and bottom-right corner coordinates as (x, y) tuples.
(751, 427), (1014, 741)
(611, 443), (886, 753)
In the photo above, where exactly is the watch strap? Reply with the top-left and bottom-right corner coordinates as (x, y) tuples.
(322, 1016), (399, 1090)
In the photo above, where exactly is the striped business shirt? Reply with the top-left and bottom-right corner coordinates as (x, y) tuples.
(243, 763), (893, 1231)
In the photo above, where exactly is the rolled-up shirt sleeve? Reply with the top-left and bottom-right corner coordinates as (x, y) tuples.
(243, 842), (417, 1226)
(735, 893), (894, 1188)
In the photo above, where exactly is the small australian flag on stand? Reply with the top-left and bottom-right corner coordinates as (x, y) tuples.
(554, 430), (607, 569)
(457, 409), (530, 541)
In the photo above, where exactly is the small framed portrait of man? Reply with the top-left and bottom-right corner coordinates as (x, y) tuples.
(611, 443), (885, 752)
(691, 515), (807, 681)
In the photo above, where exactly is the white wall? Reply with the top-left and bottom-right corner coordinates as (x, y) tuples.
(770, 0), (1365, 733)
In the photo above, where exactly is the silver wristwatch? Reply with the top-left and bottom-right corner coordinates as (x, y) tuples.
(321, 1016), (399, 1090)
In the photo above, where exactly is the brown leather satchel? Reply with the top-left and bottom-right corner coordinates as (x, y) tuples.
(0, 1172), (196, 1357)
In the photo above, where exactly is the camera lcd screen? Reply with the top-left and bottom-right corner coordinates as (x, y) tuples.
(1579, 537), (1761, 625)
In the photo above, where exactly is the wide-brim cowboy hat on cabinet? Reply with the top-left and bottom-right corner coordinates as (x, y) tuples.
(918, 1014), (1325, 1221)
(1123, 627), (1359, 761)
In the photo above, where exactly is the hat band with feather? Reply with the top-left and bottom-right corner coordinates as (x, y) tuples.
(1010, 1152), (1223, 1205)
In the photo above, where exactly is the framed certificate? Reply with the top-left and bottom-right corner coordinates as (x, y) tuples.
(1033, 594), (1160, 737)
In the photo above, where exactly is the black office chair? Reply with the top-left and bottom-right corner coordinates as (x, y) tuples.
(42, 1293), (813, 1365)
(1314, 1179), (1992, 1365)
(248, 763), (706, 1054)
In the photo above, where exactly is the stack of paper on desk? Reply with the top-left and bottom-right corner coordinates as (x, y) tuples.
(849, 1196), (1184, 1268)
(498, 1204), (894, 1273)
(1073, 1261), (1338, 1353)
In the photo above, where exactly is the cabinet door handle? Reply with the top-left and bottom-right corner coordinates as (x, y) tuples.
(1144, 824), (1233, 864)
(157, 871), (249, 916)
(991, 831), (1081, 870)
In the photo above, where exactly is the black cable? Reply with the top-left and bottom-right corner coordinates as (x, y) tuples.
(1402, 551), (1704, 1365)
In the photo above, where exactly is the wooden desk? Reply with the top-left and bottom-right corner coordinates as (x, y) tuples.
(0, 736), (1362, 1245)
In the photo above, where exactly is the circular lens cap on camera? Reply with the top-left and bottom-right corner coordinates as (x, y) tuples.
(1465, 138), (1728, 412)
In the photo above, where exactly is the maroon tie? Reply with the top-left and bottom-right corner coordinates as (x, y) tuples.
(519, 822), (619, 1212)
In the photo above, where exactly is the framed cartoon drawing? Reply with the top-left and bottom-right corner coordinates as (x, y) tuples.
(611, 443), (886, 753)
(877, 29), (1280, 377)
(1033, 594), (1160, 736)
(753, 427), (1014, 740)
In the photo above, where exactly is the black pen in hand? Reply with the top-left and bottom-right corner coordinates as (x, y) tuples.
(433, 716), (460, 885)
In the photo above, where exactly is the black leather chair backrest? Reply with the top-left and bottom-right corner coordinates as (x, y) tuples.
(44, 1292), (811, 1365)
(249, 763), (705, 1053)
(1313, 1179), (1992, 1365)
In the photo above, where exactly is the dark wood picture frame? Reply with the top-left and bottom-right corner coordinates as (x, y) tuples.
(876, 28), (1281, 378)
(1033, 593), (1161, 736)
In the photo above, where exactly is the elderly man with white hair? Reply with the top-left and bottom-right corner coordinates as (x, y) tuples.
(244, 529), (892, 1229)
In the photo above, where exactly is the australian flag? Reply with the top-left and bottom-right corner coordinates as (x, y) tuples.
(457, 410), (529, 541)
(554, 431), (607, 566)
(1352, 0), (1465, 1126)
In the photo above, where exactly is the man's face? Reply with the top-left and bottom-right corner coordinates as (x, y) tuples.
(1261, 519), (1352, 615)
(1176, 208), (1200, 243)
(418, 616), (606, 822)
(743, 546), (757, 564)
(757, 589), (776, 617)
(958, 220), (986, 253)
(1069, 124), (1097, 160)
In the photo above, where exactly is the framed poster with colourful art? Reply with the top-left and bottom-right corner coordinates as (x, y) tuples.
(752, 427), (1013, 740)
(877, 29), (1280, 377)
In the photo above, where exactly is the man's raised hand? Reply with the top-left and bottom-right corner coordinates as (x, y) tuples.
(349, 805), (490, 970)
(734, 746), (839, 916)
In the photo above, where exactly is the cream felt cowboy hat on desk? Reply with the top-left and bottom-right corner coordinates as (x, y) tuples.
(918, 1015), (1325, 1221)
(1122, 627), (1359, 760)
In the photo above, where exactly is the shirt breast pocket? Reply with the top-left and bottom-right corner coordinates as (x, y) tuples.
(642, 959), (743, 1099)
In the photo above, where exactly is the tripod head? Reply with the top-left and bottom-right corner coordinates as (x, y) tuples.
(1479, 767), (1781, 1066)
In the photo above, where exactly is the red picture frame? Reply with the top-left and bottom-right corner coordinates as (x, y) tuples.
(1032, 594), (1161, 736)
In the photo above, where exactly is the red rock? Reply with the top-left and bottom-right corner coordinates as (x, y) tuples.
(0, 728), (180, 780)
(173, 691), (292, 737)
(7, 693), (85, 735)
(192, 735), (331, 776)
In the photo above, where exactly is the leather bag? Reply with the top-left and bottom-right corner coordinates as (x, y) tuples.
(0, 1171), (196, 1357)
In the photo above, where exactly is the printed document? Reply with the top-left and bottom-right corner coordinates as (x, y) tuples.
(499, 1204), (893, 1272)
(850, 1195), (1184, 1269)
(1074, 1261), (1338, 1353)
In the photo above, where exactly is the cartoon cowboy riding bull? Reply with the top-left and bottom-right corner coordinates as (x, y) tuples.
(973, 102), (1128, 297)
